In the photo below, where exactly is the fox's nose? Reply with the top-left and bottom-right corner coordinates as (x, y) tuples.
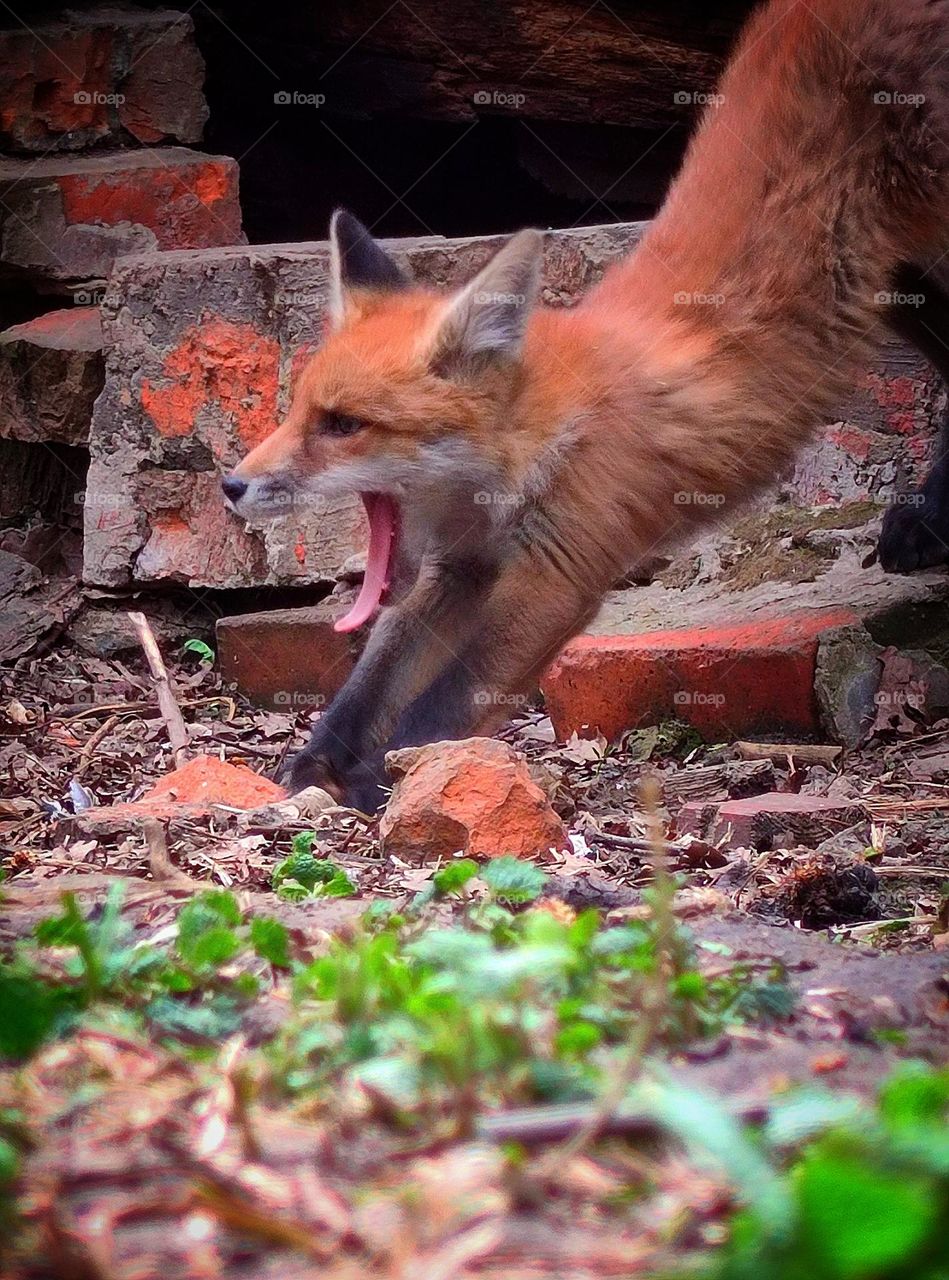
(221, 475), (247, 503)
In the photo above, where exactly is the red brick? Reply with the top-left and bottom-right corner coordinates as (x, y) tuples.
(379, 738), (569, 861)
(0, 308), (102, 445)
(142, 755), (284, 808)
(70, 755), (285, 834)
(0, 148), (243, 282)
(677, 792), (863, 851)
(0, 10), (207, 153)
(216, 601), (357, 709)
(542, 608), (860, 743)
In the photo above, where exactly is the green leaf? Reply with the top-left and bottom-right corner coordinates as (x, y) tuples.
(276, 880), (310, 903)
(250, 917), (291, 968)
(482, 857), (547, 903)
(0, 1136), (17, 1185)
(176, 893), (242, 969)
(879, 1062), (949, 1130)
(317, 871), (356, 898)
(433, 859), (479, 895)
(182, 638), (215, 662)
(674, 971), (706, 1000)
(145, 994), (243, 1041)
(796, 1150), (939, 1277)
(0, 969), (74, 1060)
(555, 1021), (602, 1055)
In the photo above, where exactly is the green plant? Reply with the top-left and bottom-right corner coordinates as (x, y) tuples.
(271, 833), (356, 900)
(181, 638), (215, 662)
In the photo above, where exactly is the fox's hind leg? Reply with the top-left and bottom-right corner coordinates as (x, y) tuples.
(878, 264), (949, 572)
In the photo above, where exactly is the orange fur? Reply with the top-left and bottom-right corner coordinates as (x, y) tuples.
(231, 0), (949, 803)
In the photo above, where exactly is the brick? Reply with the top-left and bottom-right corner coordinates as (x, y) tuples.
(83, 222), (645, 588)
(0, 148), (243, 283)
(0, 9), (207, 153)
(216, 600), (357, 709)
(676, 792), (864, 852)
(0, 307), (103, 445)
(541, 608), (860, 743)
(379, 738), (569, 861)
(71, 754), (285, 834)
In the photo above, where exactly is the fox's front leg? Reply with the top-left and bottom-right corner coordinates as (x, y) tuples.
(341, 548), (605, 812)
(281, 556), (498, 796)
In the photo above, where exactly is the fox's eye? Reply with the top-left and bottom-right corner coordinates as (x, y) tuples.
(322, 411), (365, 438)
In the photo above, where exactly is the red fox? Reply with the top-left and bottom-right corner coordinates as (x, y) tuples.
(224, 0), (949, 810)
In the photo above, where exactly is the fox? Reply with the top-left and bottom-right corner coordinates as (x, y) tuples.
(223, 0), (949, 812)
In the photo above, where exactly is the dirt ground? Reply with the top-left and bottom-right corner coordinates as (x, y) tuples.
(1, 605), (947, 1279)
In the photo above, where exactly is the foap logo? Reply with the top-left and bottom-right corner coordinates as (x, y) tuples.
(673, 690), (725, 707)
(473, 491), (525, 507)
(887, 492), (927, 507)
(874, 290), (925, 308)
(873, 90), (925, 106)
(474, 690), (530, 708)
(75, 491), (122, 509)
(673, 90), (724, 107)
(275, 288), (328, 308)
(73, 288), (105, 306)
(673, 491), (726, 507)
(473, 290), (527, 306)
(673, 291), (725, 307)
(873, 689), (924, 710)
(274, 90), (326, 107)
(473, 89), (526, 109)
(74, 90), (125, 106)
(273, 690), (327, 708)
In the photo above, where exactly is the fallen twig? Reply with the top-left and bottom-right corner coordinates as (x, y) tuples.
(75, 713), (121, 778)
(128, 611), (190, 765)
(736, 740), (842, 766)
(142, 818), (200, 888)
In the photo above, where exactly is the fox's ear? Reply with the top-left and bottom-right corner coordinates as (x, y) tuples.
(428, 228), (543, 373)
(328, 209), (409, 326)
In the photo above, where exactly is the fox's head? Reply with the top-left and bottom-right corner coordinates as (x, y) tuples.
(222, 210), (544, 628)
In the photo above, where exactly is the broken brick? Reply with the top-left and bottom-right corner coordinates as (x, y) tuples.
(0, 148), (243, 283)
(542, 608), (859, 743)
(677, 792), (864, 852)
(0, 307), (103, 445)
(0, 9), (207, 153)
(216, 600), (357, 709)
(70, 754), (285, 834)
(379, 737), (569, 861)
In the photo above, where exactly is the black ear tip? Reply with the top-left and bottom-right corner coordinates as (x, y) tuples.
(330, 209), (409, 291)
(330, 208), (364, 243)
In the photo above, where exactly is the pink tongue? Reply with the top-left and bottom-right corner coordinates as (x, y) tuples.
(334, 492), (398, 633)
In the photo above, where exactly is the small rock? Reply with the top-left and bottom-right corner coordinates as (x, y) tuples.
(379, 737), (569, 861)
(814, 624), (882, 746)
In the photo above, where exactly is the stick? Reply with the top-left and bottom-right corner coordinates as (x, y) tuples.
(75, 714), (120, 778)
(736, 740), (842, 765)
(128, 611), (189, 765)
(142, 817), (199, 888)
(478, 1096), (763, 1146)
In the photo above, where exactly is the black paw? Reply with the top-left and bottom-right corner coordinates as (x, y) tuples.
(278, 748), (345, 799)
(878, 493), (949, 573)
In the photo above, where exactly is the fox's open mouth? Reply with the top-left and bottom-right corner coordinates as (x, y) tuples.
(334, 492), (401, 633)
